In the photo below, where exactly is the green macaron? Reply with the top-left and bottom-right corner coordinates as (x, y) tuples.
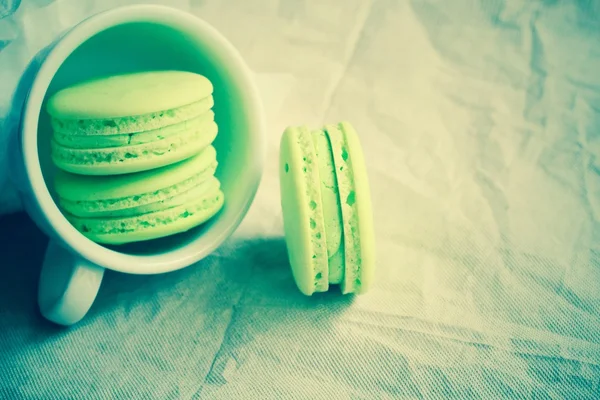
(279, 122), (375, 295)
(48, 70), (217, 175)
(54, 145), (224, 245)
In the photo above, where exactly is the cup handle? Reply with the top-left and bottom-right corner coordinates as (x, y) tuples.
(38, 240), (104, 326)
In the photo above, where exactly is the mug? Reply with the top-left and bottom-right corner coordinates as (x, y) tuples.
(7, 4), (265, 326)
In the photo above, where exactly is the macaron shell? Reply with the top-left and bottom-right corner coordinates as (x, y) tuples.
(47, 71), (213, 119)
(52, 120), (218, 175)
(279, 126), (329, 295)
(326, 122), (375, 294)
(70, 190), (224, 245)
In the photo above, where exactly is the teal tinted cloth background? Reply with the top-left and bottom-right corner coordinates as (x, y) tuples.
(1, 0), (600, 398)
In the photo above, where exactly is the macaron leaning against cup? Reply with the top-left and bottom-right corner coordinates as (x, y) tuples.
(54, 145), (224, 245)
(279, 122), (375, 295)
(47, 70), (218, 175)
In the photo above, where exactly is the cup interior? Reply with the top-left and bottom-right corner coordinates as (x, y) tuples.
(32, 9), (263, 270)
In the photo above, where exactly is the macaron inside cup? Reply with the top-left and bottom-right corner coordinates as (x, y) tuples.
(48, 70), (217, 175)
(47, 70), (225, 245)
(54, 146), (224, 245)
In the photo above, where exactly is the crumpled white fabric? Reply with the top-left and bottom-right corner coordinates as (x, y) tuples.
(1, 0), (599, 399)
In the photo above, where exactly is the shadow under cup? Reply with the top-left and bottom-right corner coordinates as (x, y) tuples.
(37, 21), (262, 260)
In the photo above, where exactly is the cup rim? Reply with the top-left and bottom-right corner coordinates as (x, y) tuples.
(21, 4), (265, 274)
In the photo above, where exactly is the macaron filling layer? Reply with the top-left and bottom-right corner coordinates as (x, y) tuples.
(86, 193), (224, 245)
(295, 127), (329, 290)
(50, 96), (214, 136)
(51, 120), (218, 166)
(67, 177), (220, 219)
(326, 123), (362, 293)
(311, 129), (345, 285)
(68, 190), (224, 237)
(53, 110), (216, 149)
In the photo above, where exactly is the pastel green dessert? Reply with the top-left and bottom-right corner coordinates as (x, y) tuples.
(54, 146), (225, 245)
(279, 122), (375, 295)
(47, 70), (217, 175)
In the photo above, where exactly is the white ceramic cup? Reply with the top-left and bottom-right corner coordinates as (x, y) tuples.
(7, 4), (265, 326)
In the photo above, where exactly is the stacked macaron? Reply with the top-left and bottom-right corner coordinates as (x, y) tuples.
(279, 122), (375, 295)
(48, 70), (224, 245)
